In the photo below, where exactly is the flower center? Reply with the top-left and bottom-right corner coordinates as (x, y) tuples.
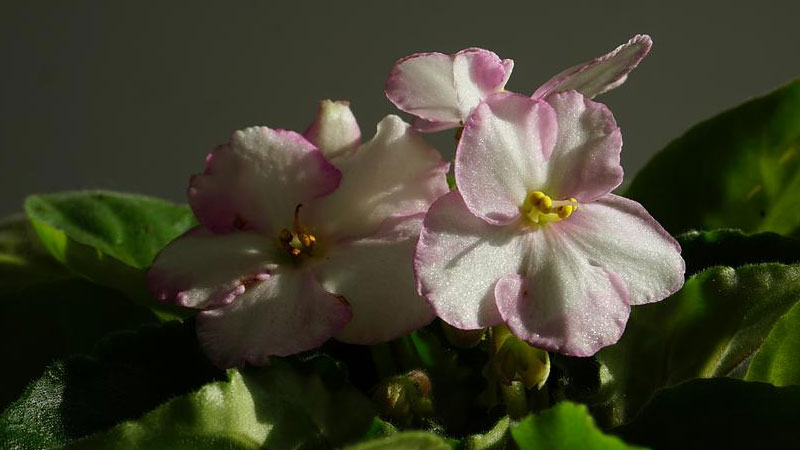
(520, 191), (578, 226)
(277, 205), (318, 258)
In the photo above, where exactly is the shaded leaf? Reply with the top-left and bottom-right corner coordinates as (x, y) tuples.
(677, 229), (800, 276)
(745, 300), (800, 386)
(627, 78), (800, 236)
(595, 263), (800, 426)
(0, 321), (224, 450)
(511, 402), (647, 450)
(615, 378), (800, 450)
(0, 279), (158, 411)
(0, 214), (69, 294)
(62, 359), (376, 450)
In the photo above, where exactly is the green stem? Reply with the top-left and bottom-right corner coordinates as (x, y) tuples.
(500, 381), (528, 419)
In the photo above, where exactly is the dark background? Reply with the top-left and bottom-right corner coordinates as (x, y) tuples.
(2, 1), (798, 216)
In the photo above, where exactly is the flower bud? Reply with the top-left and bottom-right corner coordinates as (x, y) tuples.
(491, 326), (550, 390)
(372, 370), (434, 426)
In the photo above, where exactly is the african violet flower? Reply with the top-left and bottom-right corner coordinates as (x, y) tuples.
(149, 100), (449, 367)
(414, 91), (684, 356)
(385, 34), (651, 132)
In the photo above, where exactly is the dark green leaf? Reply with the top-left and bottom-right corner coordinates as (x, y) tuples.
(677, 229), (800, 276)
(0, 321), (224, 450)
(594, 263), (800, 427)
(342, 432), (452, 450)
(615, 378), (800, 450)
(510, 402), (647, 450)
(0, 279), (158, 411)
(626, 78), (800, 236)
(61, 358), (376, 450)
(0, 214), (69, 294)
(745, 300), (800, 386)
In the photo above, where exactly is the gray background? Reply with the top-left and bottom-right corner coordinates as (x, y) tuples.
(1, 1), (798, 216)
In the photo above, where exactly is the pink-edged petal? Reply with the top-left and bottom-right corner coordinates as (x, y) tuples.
(533, 34), (652, 100)
(558, 194), (685, 305)
(544, 90), (623, 202)
(189, 127), (341, 235)
(316, 214), (434, 344)
(455, 92), (558, 225)
(385, 52), (462, 126)
(496, 229), (631, 357)
(148, 227), (278, 309)
(308, 115), (449, 240)
(303, 99), (362, 161)
(415, 191), (527, 329)
(197, 269), (352, 368)
(453, 48), (515, 118)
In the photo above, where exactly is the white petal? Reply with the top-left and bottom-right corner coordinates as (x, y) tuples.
(558, 194), (685, 305)
(308, 115), (449, 240)
(316, 214), (434, 344)
(455, 92), (557, 225)
(415, 191), (527, 329)
(197, 269), (352, 368)
(497, 228), (631, 356)
(385, 52), (462, 124)
(148, 227), (278, 309)
(303, 100), (362, 161)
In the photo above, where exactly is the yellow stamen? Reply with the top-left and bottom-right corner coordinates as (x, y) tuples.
(520, 191), (578, 226)
(278, 204), (318, 257)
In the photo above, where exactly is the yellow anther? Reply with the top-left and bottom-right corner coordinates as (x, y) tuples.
(520, 191), (578, 227)
(556, 205), (574, 219)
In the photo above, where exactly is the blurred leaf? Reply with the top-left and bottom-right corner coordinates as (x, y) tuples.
(0, 321), (224, 450)
(0, 279), (158, 411)
(626, 78), (800, 236)
(745, 300), (800, 386)
(615, 378), (800, 450)
(0, 214), (69, 294)
(510, 402), (647, 450)
(594, 263), (800, 427)
(342, 432), (451, 450)
(62, 358), (377, 450)
(677, 229), (800, 276)
(24, 191), (196, 318)
(462, 416), (510, 450)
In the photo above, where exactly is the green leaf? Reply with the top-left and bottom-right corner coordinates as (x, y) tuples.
(745, 300), (800, 386)
(677, 229), (800, 276)
(0, 215), (69, 294)
(0, 279), (158, 412)
(615, 378), (800, 450)
(594, 263), (800, 427)
(343, 432), (452, 450)
(25, 191), (196, 269)
(61, 359), (376, 450)
(24, 191), (196, 317)
(510, 402), (647, 450)
(626, 78), (800, 236)
(0, 321), (224, 450)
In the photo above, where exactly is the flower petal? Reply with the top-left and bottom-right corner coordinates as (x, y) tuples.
(415, 191), (527, 329)
(455, 92), (558, 225)
(533, 34), (652, 100)
(385, 48), (513, 132)
(308, 115), (449, 240)
(496, 229), (631, 356)
(148, 227), (278, 309)
(558, 194), (685, 305)
(189, 127), (341, 234)
(385, 51), (462, 127)
(544, 90), (623, 202)
(453, 48), (515, 119)
(316, 214), (434, 344)
(196, 269), (352, 368)
(303, 99), (362, 161)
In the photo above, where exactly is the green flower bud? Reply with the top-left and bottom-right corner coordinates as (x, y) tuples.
(492, 326), (550, 390)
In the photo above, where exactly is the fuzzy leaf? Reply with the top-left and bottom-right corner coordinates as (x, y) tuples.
(745, 300), (800, 386)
